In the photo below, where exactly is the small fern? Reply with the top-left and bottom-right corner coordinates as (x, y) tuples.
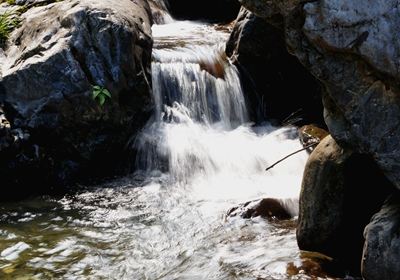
(92, 85), (111, 106)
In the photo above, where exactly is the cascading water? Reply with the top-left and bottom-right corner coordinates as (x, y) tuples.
(134, 19), (308, 209)
(0, 9), (325, 280)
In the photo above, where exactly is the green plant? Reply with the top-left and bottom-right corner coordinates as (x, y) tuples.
(92, 85), (112, 106)
(0, 0), (16, 4)
(0, 11), (20, 47)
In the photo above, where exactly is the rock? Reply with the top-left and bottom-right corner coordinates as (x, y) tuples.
(297, 135), (394, 274)
(226, 8), (324, 126)
(298, 124), (328, 150)
(0, 0), (153, 196)
(287, 251), (340, 279)
(227, 198), (292, 221)
(362, 193), (400, 280)
(148, 0), (173, 24)
(167, 0), (241, 23)
(238, 0), (400, 190)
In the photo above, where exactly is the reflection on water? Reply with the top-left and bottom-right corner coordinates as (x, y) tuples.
(0, 170), (314, 279)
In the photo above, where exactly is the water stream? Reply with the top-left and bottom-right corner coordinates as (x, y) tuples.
(0, 13), (327, 280)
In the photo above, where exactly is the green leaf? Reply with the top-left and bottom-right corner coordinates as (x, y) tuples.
(92, 89), (101, 99)
(102, 89), (112, 98)
(98, 94), (106, 106)
(92, 85), (101, 91)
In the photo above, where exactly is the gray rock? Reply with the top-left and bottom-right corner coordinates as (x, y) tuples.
(297, 135), (393, 274)
(362, 193), (400, 280)
(303, 0), (400, 80)
(0, 0), (153, 195)
(238, 0), (400, 190)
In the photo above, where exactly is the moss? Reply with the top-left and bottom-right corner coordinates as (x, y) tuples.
(0, 0), (16, 5)
(0, 11), (20, 48)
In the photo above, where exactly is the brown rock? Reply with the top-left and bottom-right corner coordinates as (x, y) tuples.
(227, 198), (292, 220)
(297, 135), (393, 274)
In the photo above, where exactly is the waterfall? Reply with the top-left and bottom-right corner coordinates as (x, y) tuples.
(0, 9), (313, 280)
(135, 20), (308, 214)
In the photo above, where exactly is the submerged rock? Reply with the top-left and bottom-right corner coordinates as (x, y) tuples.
(0, 0), (153, 196)
(227, 198), (292, 221)
(362, 193), (400, 280)
(226, 7), (323, 125)
(297, 136), (393, 274)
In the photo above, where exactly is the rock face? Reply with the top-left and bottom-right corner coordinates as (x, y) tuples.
(238, 0), (400, 190)
(167, 0), (240, 22)
(0, 0), (153, 196)
(227, 198), (292, 220)
(362, 193), (400, 280)
(297, 136), (393, 274)
(148, 0), (173, 24)
(226, 8), (323, 125)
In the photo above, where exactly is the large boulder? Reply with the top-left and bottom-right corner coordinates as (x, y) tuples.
(297, 136), (393, 274)
(0, 0), (153, 196)
(167, 0), (241, 22)
(362, 193), (400, 280)
(238, 0), (400, 190)
(226, 7), (323, 126)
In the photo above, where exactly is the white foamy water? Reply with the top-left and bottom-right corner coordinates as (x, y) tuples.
(0, 16), (326, 280)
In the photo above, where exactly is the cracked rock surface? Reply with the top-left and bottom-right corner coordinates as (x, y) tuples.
(239, 0), (400, 190)
(0, 0), (153, 195)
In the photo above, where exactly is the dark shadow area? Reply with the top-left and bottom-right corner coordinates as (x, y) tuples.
(337, 154), (394, 276)
(226, 9), (325, 127)
(167, 0), (241, 23)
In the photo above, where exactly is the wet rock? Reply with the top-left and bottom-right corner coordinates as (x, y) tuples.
(287, 251), (338, 279)
(297, 135), (393, 274)
(227, 198), (292, 221)
(298, 124), (328, 150)
(362, 193), (400, 280)
(238, 0), (400, 191)
(148, 0), (173, 24)
(167, 0), (241, 23)
(0, 0), (153, 196)
(239, 0), (400, 275)
(226, 8), (324, 125)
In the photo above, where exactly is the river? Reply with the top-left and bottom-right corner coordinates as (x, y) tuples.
(0, 13), (323, 280)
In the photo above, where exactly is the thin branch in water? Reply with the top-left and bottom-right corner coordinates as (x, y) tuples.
(265, 142), (319, 172)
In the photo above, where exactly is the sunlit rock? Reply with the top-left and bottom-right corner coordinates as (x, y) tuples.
(0, 0), (153, 195)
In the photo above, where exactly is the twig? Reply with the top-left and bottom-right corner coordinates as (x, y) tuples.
(265, 142), (319, 172)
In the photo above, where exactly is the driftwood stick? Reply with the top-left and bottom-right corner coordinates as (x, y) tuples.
(265, 142), (319, 172)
